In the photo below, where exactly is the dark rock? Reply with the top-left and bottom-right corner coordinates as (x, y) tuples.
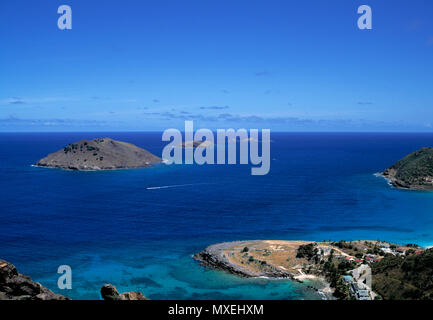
(0, 259), (69, 300)
(101, 284), (121, 300)
(101, 284), (148, 300)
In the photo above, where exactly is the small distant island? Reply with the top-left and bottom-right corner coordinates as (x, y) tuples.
(35, 138), (161, 171)
(382, 147), (433, 190)
(180, 140), (213, 148)
(195, 240), (432, 300)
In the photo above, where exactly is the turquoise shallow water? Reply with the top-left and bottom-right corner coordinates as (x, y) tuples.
(1, 132), (433, 299)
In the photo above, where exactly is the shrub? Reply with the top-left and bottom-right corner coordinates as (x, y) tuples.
(297, 243), (318, 260)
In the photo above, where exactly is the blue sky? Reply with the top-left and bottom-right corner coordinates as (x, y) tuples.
(0, 0), (432, 131)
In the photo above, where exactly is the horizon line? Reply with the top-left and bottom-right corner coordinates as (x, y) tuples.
(2, 131), (433, 134)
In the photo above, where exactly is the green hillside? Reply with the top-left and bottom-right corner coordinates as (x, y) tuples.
(383, 147), (433, 189)
(372, 248), (433, 300)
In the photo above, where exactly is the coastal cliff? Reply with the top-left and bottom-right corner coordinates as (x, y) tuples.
(35, 138), (161, 170)
(0, 259), (69, 300)
(382, 147), (433, 190)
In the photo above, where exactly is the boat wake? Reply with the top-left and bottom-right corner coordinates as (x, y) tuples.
(146, 183), (206, 190)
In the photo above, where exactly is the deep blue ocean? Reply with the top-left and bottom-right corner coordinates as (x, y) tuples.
(1, 132), (433, 300)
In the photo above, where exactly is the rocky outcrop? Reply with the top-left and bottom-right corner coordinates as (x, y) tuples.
(382, 147), (433, 190)
(0, 259), (150, 301)
(100, 284), (148, 300)
(35, 138), (161, 170)
(0, 259), (69, 300)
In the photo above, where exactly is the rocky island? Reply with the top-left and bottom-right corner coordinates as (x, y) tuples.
(180, 140), (213, 148)
(35, 138), (161, 170)
(382, 147), (433, 190)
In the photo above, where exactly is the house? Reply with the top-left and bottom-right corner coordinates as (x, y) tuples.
(381, 248), (394, 255)
(350, 283), (371, 300)
(343, 275), (354, 284)
(356, 289), (370, 300)
(365, 256), (377, 263)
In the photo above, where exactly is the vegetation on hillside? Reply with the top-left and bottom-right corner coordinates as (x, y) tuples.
(296, 243), (317, 260)
(372, 248), (433, 300)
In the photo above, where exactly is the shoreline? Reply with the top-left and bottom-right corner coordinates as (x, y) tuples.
(378, 171), (433, 191)
(194, 240), (334, 299)
(31, 163), (162, 171)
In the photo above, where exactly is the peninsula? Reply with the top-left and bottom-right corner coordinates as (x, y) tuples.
(382, 147), (433, 190)
(35, 138), (161, 170)
(195, 240), (431, 300)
